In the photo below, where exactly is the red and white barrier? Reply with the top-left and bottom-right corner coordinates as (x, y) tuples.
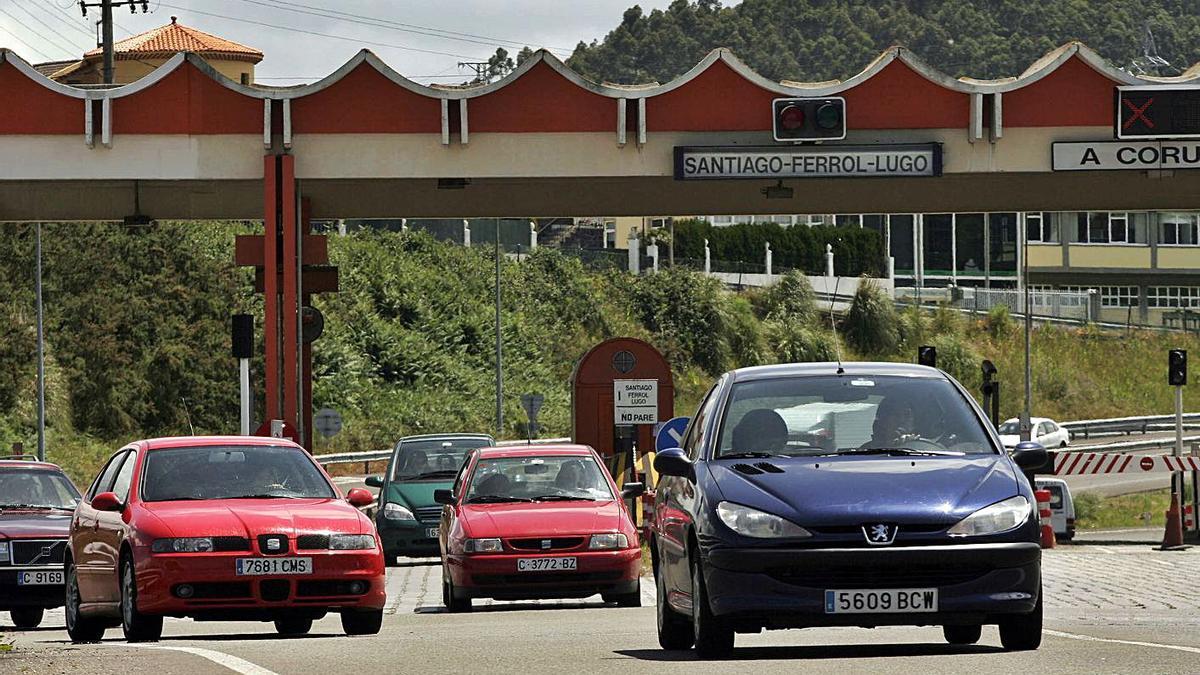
(1053, 452), (1200, 475)
(1185, 504), (1195, 531)
(1035, 489), (1056, 549)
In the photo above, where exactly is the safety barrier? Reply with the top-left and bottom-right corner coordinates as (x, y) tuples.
(1053, 451), (1200, 475)
(1063, 414), (1200, 439)
(1035, 489), (1055, 549)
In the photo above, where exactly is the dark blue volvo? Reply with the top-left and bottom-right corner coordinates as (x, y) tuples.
(650, 363), (1046, 658)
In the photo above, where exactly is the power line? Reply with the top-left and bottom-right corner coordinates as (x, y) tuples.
(156, 2), (488, 61)
(14, 3), (87, 52)
(0, 19), (56, 61)
(230, 0), (571, 56)
(41, 0), (98, 40)
(0, 5), (73, 58)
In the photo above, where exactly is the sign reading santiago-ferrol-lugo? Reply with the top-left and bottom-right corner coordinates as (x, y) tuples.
(1052, 141), (1200, 171)
(674, 144), (942, 180)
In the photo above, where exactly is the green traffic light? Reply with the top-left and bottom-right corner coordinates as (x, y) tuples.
(815, 102), (842, 130)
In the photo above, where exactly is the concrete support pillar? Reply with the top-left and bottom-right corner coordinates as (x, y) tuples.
(530, 220), (538, 250)
(463, 219), (471, 247)
(647, 242), (660, 272)
(765, 241), (773, 277)
(628, 231), (640, 274)
(704, 238), (711, 274)
(888, 256), (895, 279)
(825, 243), (835, 278)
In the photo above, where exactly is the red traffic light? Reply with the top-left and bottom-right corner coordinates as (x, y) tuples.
(779, 104), (805, 131)
(772, 97), (846, 142)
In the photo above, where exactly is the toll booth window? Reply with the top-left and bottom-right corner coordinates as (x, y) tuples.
(889, 215), (915, 275)
(922, 214), (953, 276)
(955, 213), (985, 276)
(989, 213), (1018, 274)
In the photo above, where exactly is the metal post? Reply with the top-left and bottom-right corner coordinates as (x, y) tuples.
(35, 223), (45, 462)
(495, 220), (503, 434)
(1022, 224), (1032, 442)
(1175, 384), (1184, 497)
(239, 358), (251, 435)
(101, 0), (114, 84)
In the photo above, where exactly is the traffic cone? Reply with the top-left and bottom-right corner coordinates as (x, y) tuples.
(1159, 493), (1187, 551)
(1035, 489), (1056, 549)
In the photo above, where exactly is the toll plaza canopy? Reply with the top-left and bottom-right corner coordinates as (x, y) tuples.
(3, 41), (1200, 221)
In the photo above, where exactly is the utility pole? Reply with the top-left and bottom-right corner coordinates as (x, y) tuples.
(494, 219), (504, 434)
(78, 1), (149, 85)
(35, 224), (45, 462)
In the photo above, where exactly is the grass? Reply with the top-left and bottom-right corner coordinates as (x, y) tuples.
(1074, 486), (1195, 530)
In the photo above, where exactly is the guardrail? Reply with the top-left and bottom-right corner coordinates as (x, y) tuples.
(314, 437), (573, 467)
(1060, 435), (1200, 454)
(1063, 414), (1200, 439)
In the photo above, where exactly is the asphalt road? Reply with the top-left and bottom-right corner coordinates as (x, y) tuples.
(5, 546), (1200, 674)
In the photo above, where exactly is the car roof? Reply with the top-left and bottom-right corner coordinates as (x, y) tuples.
(140, 436), (305, 450)
(474, 444), (595, 459)
(1001, 417), (1055, 425)
(0, 459), (64, 471)
(398, 433), (494, 444)
(729, 362), (947, 383)
(1035, 477), (1068, 486)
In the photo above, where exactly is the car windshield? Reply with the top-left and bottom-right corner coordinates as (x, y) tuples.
(0, 468), (81, 509)
(141, 445), (337, 502)
(997, 421), (1020, 434)
(465, 455), (614, 502)
(715, 375), (996, 458)
(392, 437), (491, 481)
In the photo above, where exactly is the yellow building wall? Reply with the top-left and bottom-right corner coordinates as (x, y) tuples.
(1067, 245), (1151, 269)
(1156, 247), (1200, 270)
(113, 58), (254, 84)
(1026, 244), (1063, 268)
(611, 217), (642, 250)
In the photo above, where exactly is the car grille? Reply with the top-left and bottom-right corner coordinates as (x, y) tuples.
(807, 524), (948, 536)
(768, 567), (989, 589)
(259, 579), (290, 601)
(415, 506), (443, 523)
(472, 571), (622, 586)
(296, 580), (370, 597)
(296, 534), (330, 550)
(11, 539), (67, 566)
(507, 537), (585, 552)
(179, 582), (252, 599)
(212, 536), (250, 552)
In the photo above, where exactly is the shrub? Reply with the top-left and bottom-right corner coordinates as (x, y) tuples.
(766, 318), (838, 363)
(986, 305), (1013, 340)
(758, 270), (817, 322)
(1073, 491), (1103, 526)
(931, 302), (964, 336)
(844, 277), (899, 356)
(930, 333), (981, 390)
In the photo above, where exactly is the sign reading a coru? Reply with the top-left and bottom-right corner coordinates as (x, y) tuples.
(1052, 140), (1200, 171)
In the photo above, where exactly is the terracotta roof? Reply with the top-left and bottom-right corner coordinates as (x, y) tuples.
(32, 59), (77, 77)
(83, 16), (262, 63)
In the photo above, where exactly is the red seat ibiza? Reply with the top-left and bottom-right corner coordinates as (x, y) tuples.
(436, 445), (644, 611)
(65, 436), (385, 642)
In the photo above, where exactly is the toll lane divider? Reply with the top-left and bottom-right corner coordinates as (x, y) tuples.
(1053, 452), (1200, 475)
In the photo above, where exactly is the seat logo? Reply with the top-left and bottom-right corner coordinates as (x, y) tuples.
(541, 539), (552, 550)
(266, 537), (283, 552)
(863, 524), (898, 545)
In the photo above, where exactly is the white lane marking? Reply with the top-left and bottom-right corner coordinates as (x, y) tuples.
(109, 644), (279, 675)
(1045, 629), (1200, 655)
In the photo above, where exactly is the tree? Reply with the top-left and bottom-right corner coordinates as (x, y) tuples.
(516, 46), (535, 66)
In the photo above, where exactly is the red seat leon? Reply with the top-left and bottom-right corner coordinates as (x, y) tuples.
(65, 436), (385, 642)
(436, 445), (644, 611)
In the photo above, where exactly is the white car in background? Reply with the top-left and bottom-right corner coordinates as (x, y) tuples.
(997, 417), (1070, 449)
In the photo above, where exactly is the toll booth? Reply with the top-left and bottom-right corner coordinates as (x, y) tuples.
(571, 338), (674, 487)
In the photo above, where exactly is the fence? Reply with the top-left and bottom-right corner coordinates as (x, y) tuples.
(897, 286), (1096, 321)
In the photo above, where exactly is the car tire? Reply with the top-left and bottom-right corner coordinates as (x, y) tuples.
(603, 583), (641, 608)
(655, 562), (693, 650)
(690, 557), (734, 659)
(65, 560), (106, 643)
(10, 607), (44, 628)
(341, 609), (383, 636)
(274, 617), (313, 635)
(442, 575), (472, 613)
(998, 587), (1043, 651)
(943, 624), (982, 645)
(120, 557), (163, 642)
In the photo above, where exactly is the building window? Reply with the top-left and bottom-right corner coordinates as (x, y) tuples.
(1075, 212), (1136, 243)
(1026, 212), (1056, 243)
(240, 73), (250, 85)
(835, 214), (862, 227)
(798, 215), (829, 226)
(1100, 286), (1138, 307)
(1160, 213), (1200, 245)
(769, 215), (794, 225)
(711, 215), (733, 226)
(1148, 286), (1200, 308)
(1056, 285), (1093, 307)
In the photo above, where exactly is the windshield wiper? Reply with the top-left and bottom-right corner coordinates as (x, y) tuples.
(839, 447), (966, 457)
(226, 493), (303, 499)
(407, 470), (459, 480)
(0, 504), (69, 510)
(718, 451), (780, 459)
(530, 495), (596, 502)
(466, 495), (531, 504)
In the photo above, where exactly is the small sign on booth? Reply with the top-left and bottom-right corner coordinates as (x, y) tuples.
(614, 379), (659, 425)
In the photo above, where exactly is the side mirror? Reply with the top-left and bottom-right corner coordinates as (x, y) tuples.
(346, 488), (374, 508)
(364, 475), (385, 488)
(621, 482), (646, 498)
(91, 491), (123, 512)
(433, 489), (455, 505)
(654, 448), (694, 480)
(1010, 441), (1049, 471)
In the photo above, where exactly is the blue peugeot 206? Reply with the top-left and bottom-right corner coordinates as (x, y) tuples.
(650, 362), (1047, 658)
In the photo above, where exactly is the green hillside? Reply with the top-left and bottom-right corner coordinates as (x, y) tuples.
(567, 1), (1200, 84)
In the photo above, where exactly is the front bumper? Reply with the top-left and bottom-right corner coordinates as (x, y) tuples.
(0, 567), (65, 609)
(447, 548), (641, 600)
(134, 547), (386, 617)
(703, 542), (1041, 629)
(376, 517), (440, 557)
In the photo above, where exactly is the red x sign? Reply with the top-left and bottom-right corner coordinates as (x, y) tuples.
(1122, 97), (1154, 129)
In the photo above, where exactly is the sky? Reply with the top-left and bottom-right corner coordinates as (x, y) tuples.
(0, 0), (693, 83)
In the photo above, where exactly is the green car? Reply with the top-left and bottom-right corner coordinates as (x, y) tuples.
(367, 433), (494, 563)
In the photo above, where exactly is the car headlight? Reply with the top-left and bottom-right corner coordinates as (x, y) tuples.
(0, 541), (9, 563)
(151, 537), (214, 553)
(383, 503), (416, 521)
(463, 538), (503, 553)
(588, 533), (629, 550)
(716, 502), (811, 539)
(948, 496), (1032, 537)
(330, 534), (376, 550)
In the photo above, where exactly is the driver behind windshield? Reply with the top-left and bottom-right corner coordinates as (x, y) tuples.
(731, 409), (790, 454)
(861, 396), (919, 449)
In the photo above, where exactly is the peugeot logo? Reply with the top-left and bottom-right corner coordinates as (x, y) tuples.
(863, 524), (898, 546)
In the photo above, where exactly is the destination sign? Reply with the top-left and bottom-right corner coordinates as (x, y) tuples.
(673, 144), (942, 180)
(1051, 141), (1200, 171)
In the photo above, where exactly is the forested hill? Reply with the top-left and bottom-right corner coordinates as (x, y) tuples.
(566, 0), (1200, 85)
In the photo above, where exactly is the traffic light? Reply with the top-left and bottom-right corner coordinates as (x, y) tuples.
(1169, 349), (1187, 386)
(918, 345), (937, 368)
(231, 314), (253, 359)
(773, 97), (846, 142)
(1117, 87), (1200, 140)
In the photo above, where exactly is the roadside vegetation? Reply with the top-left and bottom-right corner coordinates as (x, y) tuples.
(4, 224), (1200, 484)
(1073, 486), (1195, 530)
